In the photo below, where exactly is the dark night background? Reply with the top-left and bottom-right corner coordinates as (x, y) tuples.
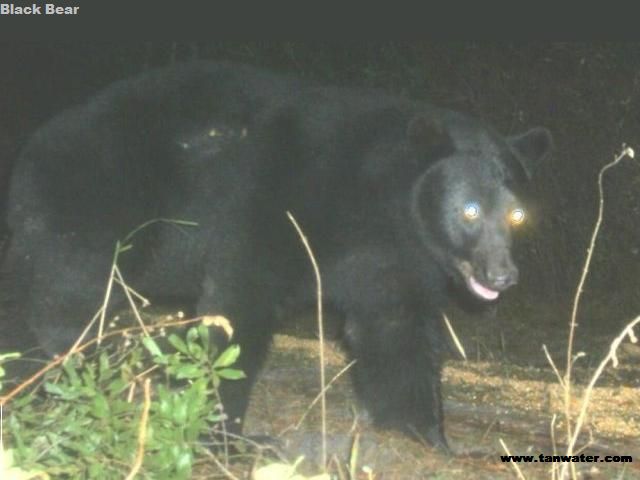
(1, 42), (639, 365)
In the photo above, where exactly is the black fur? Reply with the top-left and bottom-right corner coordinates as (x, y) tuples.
(0, 62), (551, 448)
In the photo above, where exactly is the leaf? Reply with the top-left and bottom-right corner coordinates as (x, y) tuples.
(81, 368), (96, 390)
(174, 364), (202, 380)
(157, 389), (171, 416)
(142, 337), (163, 357)
(186, 343), (204, 361)
(90, 395), (110, 419)
(172, 401), (188, 424)
(98, 352), (110, 380)
(213, 344), (241, 369)
(168, 334), (188, 354)
(186, 327), (199, 344)
(0, 352), (21, 362)
(62, 359), (81, 388)
(197, 324), (210, 349)
(174, 449), (193, 479)
(1, 445), (51, 479)
(42, 382), (65, 396)
(216, 368), (246, 381)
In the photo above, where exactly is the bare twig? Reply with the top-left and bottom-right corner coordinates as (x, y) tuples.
(209, 453), (240, 480)
(560, 145), (635, 479)
(564, 147), (634, 430)
(550, 414), (559, 480)
(114, 265), (149, 336)
(113, 277), (150, 306)
(443, 313), (467, 360)
(286, 211), (327, 468)
(560, 314), (640, 480)
(125, 378), (151, 480)
(96, 258), (118, 346)
(287, 359), (356, 433)
(542, 344), (565, 388)
(499, 438), (526, 480)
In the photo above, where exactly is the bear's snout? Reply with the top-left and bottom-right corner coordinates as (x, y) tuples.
(485, 265), (518, 290)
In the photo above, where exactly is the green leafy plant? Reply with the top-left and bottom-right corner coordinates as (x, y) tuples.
(3, 323), (245, 479)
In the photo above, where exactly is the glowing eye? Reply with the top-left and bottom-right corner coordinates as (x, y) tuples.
(510, 208), (525, 225)
(463, 202), (480, 220)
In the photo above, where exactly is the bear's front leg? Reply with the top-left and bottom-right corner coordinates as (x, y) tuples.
(344, 308), (448, 450)
(326, 248), (449, 450)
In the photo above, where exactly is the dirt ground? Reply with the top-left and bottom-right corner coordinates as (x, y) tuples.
(234, 325), (639, 480)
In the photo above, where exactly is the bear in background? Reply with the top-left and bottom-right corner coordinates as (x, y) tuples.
(0, 61), (551, 449)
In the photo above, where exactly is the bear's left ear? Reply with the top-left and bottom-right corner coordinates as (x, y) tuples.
(507, 127), (553, 178)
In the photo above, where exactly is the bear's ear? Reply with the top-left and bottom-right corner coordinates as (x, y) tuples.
(507, 127), (553, 178)
(407, 114), (452, 153)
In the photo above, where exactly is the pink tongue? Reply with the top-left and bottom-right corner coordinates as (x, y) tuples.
(469, 275), (499, 300)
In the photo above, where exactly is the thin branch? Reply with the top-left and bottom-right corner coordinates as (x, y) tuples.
(114, 265), (149, 336)
(499, 438), (526, 480)
(563, 146), (634, 449)
(542, 344), (565, 389)
(443, 313), (466, 360)
(286, 211), (327, 468)
(560, 314), (640, 480)
(125, 378), (151, 480)
(287, 359), (356, 433)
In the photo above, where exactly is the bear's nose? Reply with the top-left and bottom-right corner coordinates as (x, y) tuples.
(486, 267), (518, 289)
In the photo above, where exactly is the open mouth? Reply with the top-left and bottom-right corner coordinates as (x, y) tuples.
(466, 274), (500, 301)
(456, 260), (500, 301)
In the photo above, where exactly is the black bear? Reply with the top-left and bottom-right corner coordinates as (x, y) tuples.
(0, 61), (551, 449)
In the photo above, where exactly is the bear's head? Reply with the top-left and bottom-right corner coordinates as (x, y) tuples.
(407, 113), (552, 302)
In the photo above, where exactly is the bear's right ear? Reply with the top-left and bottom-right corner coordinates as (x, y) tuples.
(407, 114), (452, 153)
(508, 127), (553, 179)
